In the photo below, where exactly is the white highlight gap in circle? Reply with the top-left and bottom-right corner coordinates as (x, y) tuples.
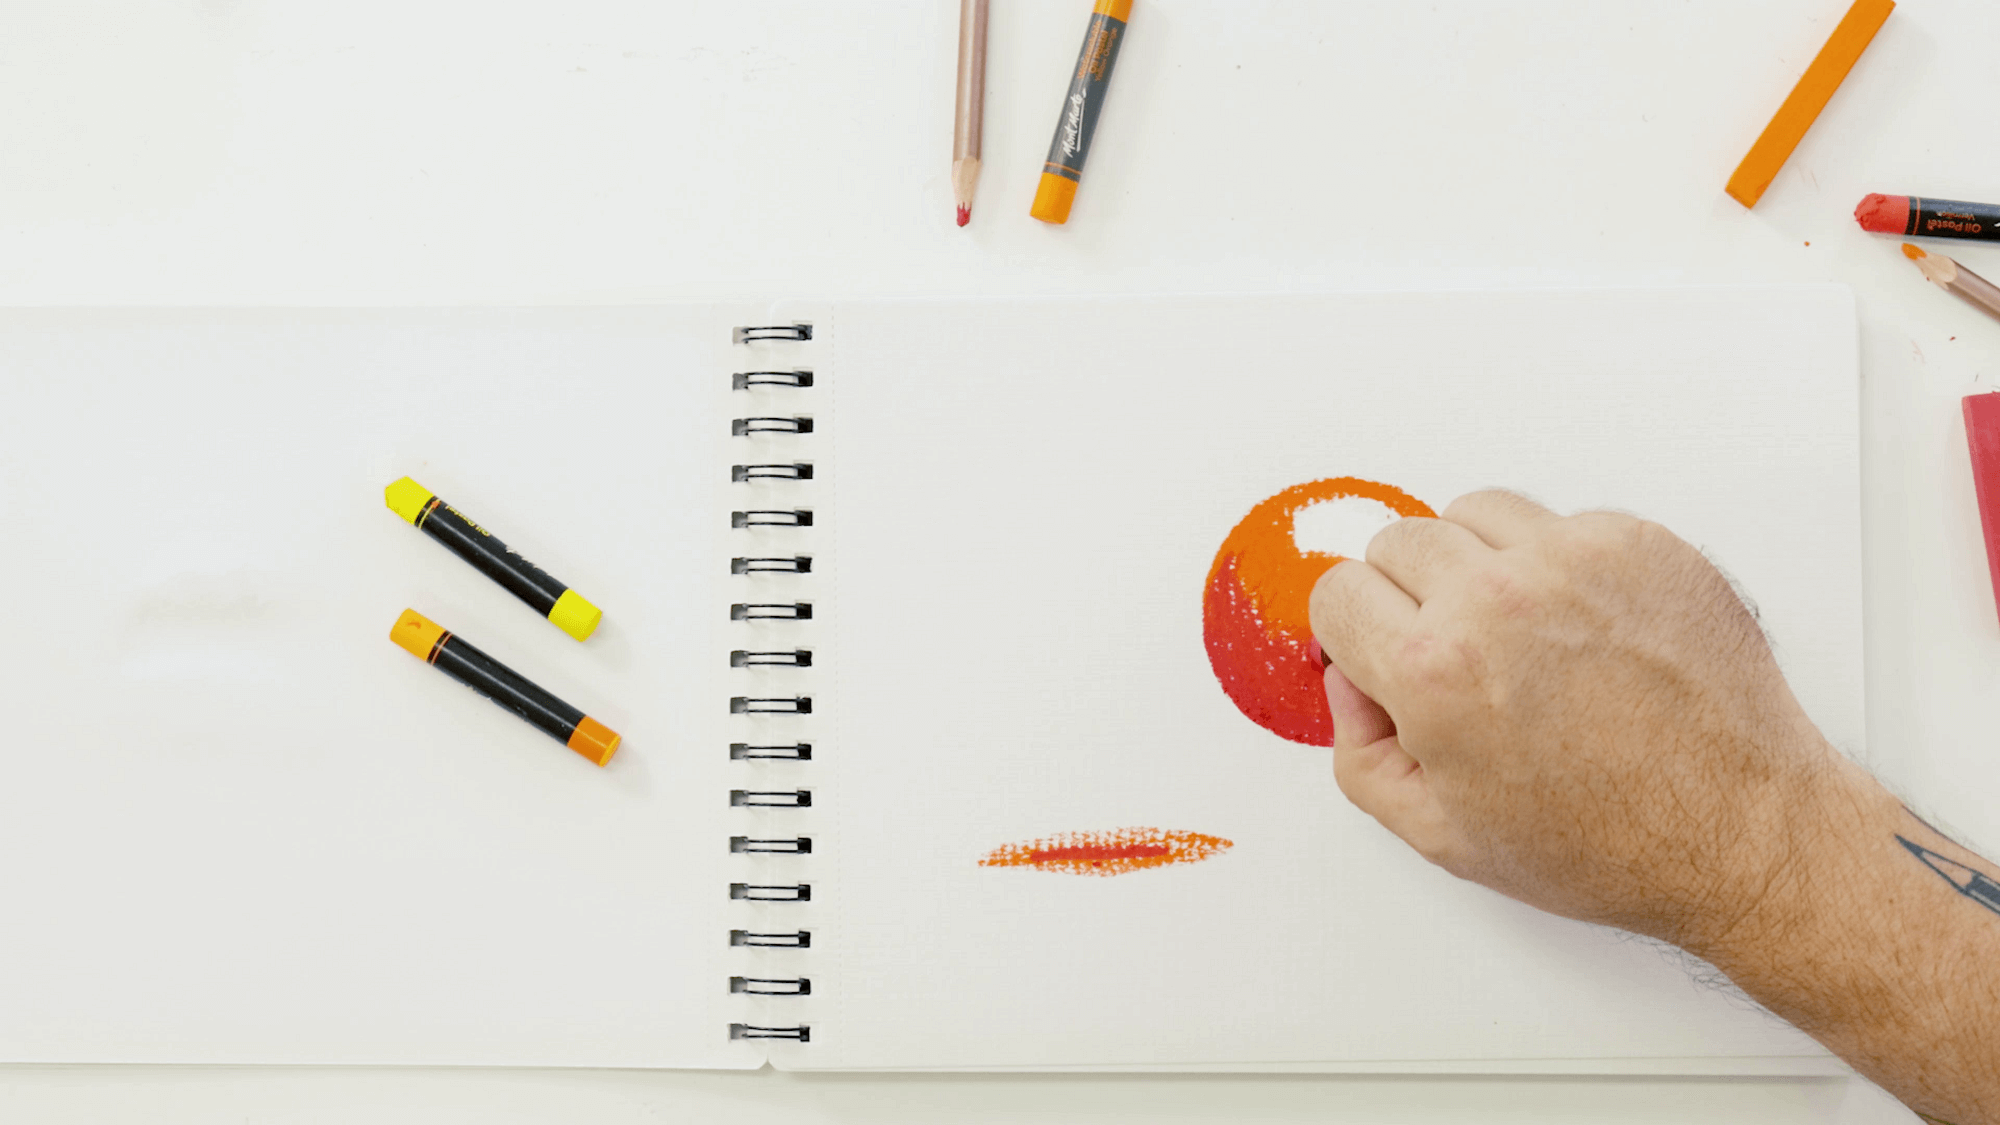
(1290, 495), (1405, 561)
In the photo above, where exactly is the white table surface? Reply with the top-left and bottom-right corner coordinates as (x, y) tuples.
(2, 1), (1994, 1119)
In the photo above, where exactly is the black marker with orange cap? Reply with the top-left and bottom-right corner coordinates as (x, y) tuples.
(390, 609), (621, 767)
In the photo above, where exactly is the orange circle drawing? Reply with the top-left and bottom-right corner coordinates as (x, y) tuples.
(1202, 478), (1434, 745)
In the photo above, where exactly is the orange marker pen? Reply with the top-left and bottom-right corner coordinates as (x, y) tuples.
(1030, 0), (1132, 224)
(390, 609), (621, 766)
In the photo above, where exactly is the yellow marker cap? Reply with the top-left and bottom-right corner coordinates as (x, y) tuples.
(566, 715), (622, 767)
(547, 588), (603, 642)
(390, 608), (447, 661)
(1030, 174), (1078, 225)
(385, 476), (435, 525)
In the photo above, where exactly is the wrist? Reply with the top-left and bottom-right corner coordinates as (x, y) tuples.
(1674, 740), (1887, 975)
(1678, 746), (1901, 1028)
(1670, 750), (2000, 1119)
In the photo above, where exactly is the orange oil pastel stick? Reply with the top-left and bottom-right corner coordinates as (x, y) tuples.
(390, 609), (621, 766)
(1725, 0), (1894, 209)
(1030, 0), (1133, 225)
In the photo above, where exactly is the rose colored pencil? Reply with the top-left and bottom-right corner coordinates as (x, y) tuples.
(1903, 243), (2000, 327)
(952, 0), (988, 227)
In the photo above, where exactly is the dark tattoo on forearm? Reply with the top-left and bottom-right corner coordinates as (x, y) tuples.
(1897, 836), (2000, 917)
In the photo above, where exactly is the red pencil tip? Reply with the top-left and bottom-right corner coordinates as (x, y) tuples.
(956, 205), (970, 227)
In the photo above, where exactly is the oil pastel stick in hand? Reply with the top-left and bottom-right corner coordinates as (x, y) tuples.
(385, 476), (602, 641)
(390, 609), (622, 766)
(1857, 194), (2000, 243)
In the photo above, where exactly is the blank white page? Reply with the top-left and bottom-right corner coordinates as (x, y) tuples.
(813, 289), (1860, 1070)
(0, 309), (754, 1067)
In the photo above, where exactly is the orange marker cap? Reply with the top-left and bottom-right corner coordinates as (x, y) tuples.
(391, 608), (448, 662)
(566, 715), (622, 767)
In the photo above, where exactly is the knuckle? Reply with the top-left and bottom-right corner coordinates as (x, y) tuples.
(1546, 511), (1638, 566)
(1639, 522), (1720, 594)
(1626, 516), (1684, 554)
(1363, 515), (1428, 568)
(1467, 565), (1539, 620)
(1392, 629), (1472, 691)
(1441, 489), (1516, 524)
(1308, 561), (1360, 625)
(1369, 511), (1430, 545)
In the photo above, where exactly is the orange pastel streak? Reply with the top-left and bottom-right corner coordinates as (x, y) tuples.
(979, 828), (1233, 877)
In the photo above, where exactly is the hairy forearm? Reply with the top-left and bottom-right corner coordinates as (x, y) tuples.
(1688, 755), (2000, 1123)
(1302, 495), (1999, 1117)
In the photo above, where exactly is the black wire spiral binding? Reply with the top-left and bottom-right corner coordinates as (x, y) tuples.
(730, 837), (813, 854)
(731, 650), (813, 668)
(733, 416), (813, 436)
(730, 883), (811, 901)
(732, 557), (812, 574)
(730, 697), (813, 715)
(729, 322), (813, 1047)
(730, 743), (812, 760)
(734, 324), (813, 344)
(731, 930), (811, 948)
(733, 370), (815, 389)
(732, 509), (813, 528)
(733, 463), (814, 481)
(731, 602), (812, 621)
(731, 789), (812, 807)
(731, 977), (811, 996)
(730, 1023), (810, 1042)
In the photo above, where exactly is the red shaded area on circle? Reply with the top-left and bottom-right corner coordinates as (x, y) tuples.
(1204, 553), (1337, 744)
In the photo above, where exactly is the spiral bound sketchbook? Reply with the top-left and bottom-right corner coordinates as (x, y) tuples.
(0, 290), (1859, 1074)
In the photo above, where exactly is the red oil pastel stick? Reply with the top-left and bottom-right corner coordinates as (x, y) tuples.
(1857, 194), (2000, 243)
(1966, 393), (2000, 627)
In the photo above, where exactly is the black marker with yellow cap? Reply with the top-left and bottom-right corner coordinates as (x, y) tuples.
(390, 609), (621, 766)
(385, 476), (602, 642)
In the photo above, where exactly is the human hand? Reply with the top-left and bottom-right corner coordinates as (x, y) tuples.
(1307, 490), (1846, 952)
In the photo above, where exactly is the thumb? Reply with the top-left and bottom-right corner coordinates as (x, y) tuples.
(1321, 660), (1453, 861)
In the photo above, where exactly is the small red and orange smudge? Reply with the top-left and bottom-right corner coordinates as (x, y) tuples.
(979, 828), (1233, 876)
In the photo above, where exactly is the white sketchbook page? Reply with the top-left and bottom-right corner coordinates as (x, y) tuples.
(812, 289), (1860, 1070)
(0, 308), (755, 1067)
